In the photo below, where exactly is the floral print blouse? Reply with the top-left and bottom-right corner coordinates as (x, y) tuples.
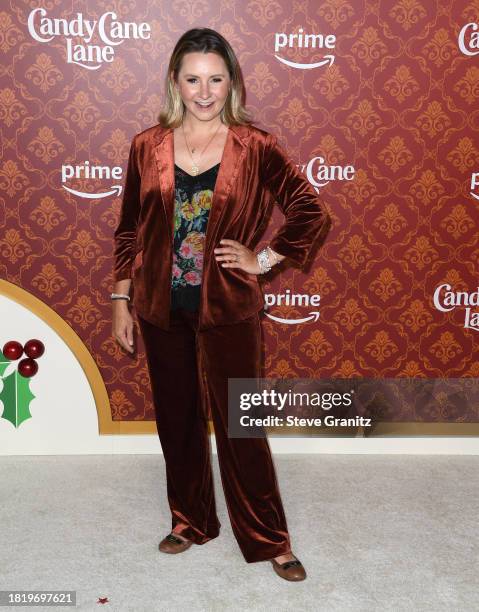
(170, 162), (220, 311)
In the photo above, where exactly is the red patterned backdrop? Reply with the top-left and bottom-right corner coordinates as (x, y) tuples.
(1, 1), (478, 433)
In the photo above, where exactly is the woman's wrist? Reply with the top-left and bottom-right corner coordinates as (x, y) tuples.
(267, 246), (284, 265)
(112, 279), (132, 304)
(256, 246), (284, 274)
(112, 296), (131, 310)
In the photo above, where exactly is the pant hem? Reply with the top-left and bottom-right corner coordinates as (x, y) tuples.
(243, 545), (292, 564)
(172, 525), (220, 546)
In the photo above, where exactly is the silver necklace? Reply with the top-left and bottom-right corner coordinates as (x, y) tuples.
(182, 120), (222, 176)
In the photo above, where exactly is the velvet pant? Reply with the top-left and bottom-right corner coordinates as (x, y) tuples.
(137, 308), (292, 563)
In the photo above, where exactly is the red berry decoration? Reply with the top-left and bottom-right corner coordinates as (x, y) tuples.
(2, 340), (23, 360)
(18, 357), (38, 378)
(24, 339), (45, 359)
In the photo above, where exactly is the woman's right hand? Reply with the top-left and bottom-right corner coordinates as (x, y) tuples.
(112, 301), (135, 353)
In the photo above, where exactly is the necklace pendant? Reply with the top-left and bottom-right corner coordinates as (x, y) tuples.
(191, 164), (199, 175)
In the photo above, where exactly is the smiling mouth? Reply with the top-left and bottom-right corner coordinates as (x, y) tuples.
(195, 101), (214, 109)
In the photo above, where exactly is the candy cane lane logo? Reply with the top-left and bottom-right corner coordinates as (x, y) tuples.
(61, 161), (123, 199)
(300, 156), (355, 192)
(471, 172), (479, 200)
(264, 291), (320, 324)
(433, 284), (479, 331)
(274, 28), (335, 69)
(458, 22), (479, 56)
(27, 9), (151, 70)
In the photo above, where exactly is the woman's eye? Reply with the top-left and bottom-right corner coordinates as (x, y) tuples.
(186, 78), (223, 83)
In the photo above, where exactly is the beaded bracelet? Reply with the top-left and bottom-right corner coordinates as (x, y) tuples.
(257, 246), (279, 274)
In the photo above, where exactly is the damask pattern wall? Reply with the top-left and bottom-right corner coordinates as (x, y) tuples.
(1, 1), (478, 432)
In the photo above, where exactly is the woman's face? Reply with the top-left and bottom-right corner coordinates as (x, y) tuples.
(173, 51), (231, 123)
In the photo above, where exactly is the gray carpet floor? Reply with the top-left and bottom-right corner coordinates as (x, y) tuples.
(0, 454), (477, 612)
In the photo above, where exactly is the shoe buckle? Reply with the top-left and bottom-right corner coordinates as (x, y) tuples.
(282, 560), (302, 570)
(166, 533), (183, 544)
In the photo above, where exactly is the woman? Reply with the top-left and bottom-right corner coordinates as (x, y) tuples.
(112, 28), (330, 582)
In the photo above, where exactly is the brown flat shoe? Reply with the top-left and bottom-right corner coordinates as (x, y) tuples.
(158, 533), (193, 554)
(271, 556), (307, 581)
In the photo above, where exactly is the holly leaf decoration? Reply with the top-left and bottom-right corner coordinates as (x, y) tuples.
(0, 369), (36, 428)
(0, 351), (12, 377)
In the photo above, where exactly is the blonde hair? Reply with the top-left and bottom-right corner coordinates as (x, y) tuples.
(157, 28), (255, 128)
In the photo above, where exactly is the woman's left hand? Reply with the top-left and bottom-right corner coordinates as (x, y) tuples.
(214, 239), (262, 275)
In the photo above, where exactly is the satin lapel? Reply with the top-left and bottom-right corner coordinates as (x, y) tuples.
(205, 125), (248, 254)
(152, 124), (248, 247)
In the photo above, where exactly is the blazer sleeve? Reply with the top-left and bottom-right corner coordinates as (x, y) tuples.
(261, 132), (331, 267)
(113, 134), (141, 281)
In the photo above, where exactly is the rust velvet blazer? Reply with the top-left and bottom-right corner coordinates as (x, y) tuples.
(113, 122), (331, 331)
